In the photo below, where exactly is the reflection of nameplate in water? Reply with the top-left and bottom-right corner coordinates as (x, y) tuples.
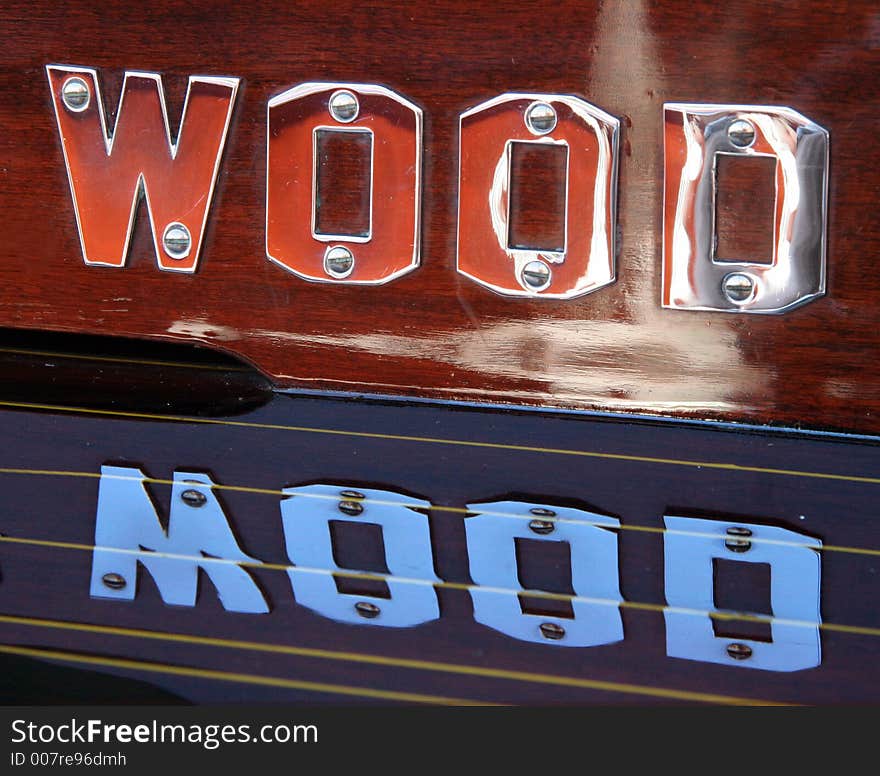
(0, 393), (876, 703)
(87, 468), (822, 672)
(664, 517), (821, 672)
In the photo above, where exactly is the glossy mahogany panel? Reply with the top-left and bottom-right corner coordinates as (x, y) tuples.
(2, 1), (880, 432)
(715, 154), (777, 262)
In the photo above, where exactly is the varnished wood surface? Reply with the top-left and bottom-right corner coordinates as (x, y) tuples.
(1, 1), (880, 433)
(0, 378), (879, 704)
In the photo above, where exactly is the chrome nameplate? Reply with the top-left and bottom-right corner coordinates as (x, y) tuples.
(46, 64), (830, 311)
(662, 104), (828, 313)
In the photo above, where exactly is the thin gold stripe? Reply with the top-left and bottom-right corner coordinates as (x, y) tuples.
(0, 614), (789, 705)
(0, 347), (245, 372)
(1, 466), (879, 561)
(0, 643), (495, 705)
(1, 532), (875, 640)
(1, 399), (877, 486)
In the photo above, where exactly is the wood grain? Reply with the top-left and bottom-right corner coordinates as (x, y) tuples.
(1, 0), (879, 432)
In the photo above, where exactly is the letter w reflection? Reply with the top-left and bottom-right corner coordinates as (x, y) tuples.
(90, 466), (268, 613)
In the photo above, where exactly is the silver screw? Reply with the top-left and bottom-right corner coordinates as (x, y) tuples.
(354, 601), (381, 619)
(726, 642), (753, 660)
(181, 489), (207, 508)
(101, 572), (127, 590)
(722, 272), (757, 304)
(61, 76), (90, 112)
(338, 500), (364, 516)
(727, 118), (756, 148)
(525, 101), (557, 135)
(324, 246), (355, 279)
(162, 222), (192, 260)
(529, 508), (557, 535)
(725, 526), (753, 553)
(329, 90), (359, 123)
(539, 622), (566, 640)
(340, 489), (366, 500)
(530, 507), (557, 517)
(521, 260), (551, 291)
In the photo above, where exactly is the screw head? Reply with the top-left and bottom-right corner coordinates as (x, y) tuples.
(525, 101), (557, 135)
(180, 488), (207, 508)
(324, 246), (355, 279)
(727, 118), (756, 148)
(340, 489), (366, 500)
(101, 572), (127, 590)
(354, 601), (381, 619)
(530, 507), (557, 517)
(61, 76), (90, 112)
(162, 222), (192, 260)
(726, 642), (753, 660)
(725, 526), (753, 553)
(722, 272), (757, 304)
(529, 519), (555, 535)
(338, 500), (364, 516)
(329, 90), (359, 123)
(539, 622), (566, 640)
(521, 260), (552, 291)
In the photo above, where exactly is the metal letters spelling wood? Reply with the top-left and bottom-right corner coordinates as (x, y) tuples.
(90, 464), (822, 673)
(47, 65), (829, 311)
